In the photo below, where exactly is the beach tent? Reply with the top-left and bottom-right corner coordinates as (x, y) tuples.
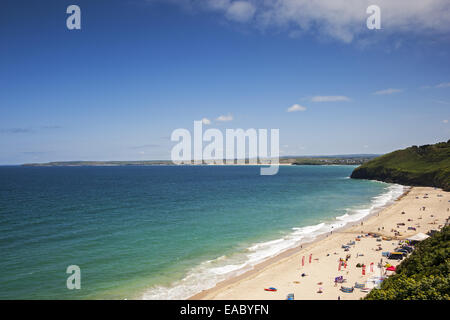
(367, 276), (385, 289)
(386, 266), (396, 271)
(365, 280), (376, 289)
(388, 252), (403, 260)
(406, 233), (430, 242)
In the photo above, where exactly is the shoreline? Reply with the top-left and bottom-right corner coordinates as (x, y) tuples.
(139, 177), (401, 300)
(190, 186), (449, 300)
(188, 184), (408, 300)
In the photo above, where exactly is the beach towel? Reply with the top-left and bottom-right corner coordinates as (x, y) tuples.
(340, 286), (354, 293)
(264, 287), (277, 291)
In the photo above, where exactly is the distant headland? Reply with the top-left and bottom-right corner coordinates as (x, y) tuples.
(22, 155), (378, 167)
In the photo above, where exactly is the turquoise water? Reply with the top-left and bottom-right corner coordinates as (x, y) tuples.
(0, 165), (403, 299)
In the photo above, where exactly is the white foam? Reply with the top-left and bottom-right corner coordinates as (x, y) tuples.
(209, 263), (248, 275)
(141, 183), (405, 300)
(248, 238), (285, 251)
(336, 213), (350, 220)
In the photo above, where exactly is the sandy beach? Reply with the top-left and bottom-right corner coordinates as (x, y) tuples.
(191, 186), (450, 300)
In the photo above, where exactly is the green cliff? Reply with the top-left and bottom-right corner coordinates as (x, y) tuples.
(351, 140), (450, 191)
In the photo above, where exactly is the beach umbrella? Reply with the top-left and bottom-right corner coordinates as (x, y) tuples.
(370, 262), (374, 273)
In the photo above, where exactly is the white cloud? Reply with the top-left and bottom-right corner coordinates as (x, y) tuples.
(287, 104), (307, 112)
(216, 114), (233, 122)
(226, 1), (256, 22)
(206, 0), (231, 10)
(201, 117), (211, 125)
(436, 82), (450, 88)
(443, 119), (449, 123)
(154, 0), (450, 43)
(311, 95), (350, 102)
(373, 88), (403, 95)
(260, 0), (450, 43)
(420, 82), (450, 89)
(433, 100), (450, 105)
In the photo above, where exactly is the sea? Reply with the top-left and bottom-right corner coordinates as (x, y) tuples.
(0, 165), (405, 299)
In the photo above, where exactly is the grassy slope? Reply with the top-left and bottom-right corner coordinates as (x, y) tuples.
(351, 140), (450, 191)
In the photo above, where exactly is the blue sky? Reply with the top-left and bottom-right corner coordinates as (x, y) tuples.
(1, 0), (449, 164)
